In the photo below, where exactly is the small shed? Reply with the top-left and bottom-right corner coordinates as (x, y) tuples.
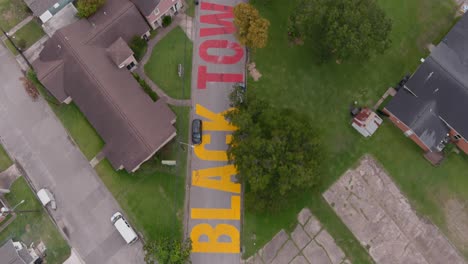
(37, 189), (56, 210)
(352, 108), (383, 137)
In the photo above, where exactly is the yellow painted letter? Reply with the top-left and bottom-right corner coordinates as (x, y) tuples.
(191, 223), (240, 253)
(194, 134), (228, 161)
(196, 104), (236, 131)
(192, 164), (240, 193)
(191, 196), (240, 220)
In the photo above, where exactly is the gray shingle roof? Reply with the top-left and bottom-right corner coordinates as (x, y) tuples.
(0, 240), (27, 264)
(33, 0), (176, 172)
(106, 37), (134, 66)
(386, 13), (468, 152)
(24, 0), (57, 17)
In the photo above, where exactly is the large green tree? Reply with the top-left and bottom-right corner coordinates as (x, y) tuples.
(144, 237), (192, 264)
(226, 87), (322, 212)
(290, 0), (392, 60)
(76, 0), (106, 18)
(234, 3), (270, 49)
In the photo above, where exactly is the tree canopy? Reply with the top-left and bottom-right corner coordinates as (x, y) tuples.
(290, 0), (392, 60)
(234, 3), (270, 49)
(226, 87), (322, 212)
(144, 237), (192, 264)
(76, 0), (106, 18)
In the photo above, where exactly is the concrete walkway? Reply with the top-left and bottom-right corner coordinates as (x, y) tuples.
(7, 16), (34, 36)
(134, 15), (191, 107)
(244, 208), (351, 264)
(16, 35), (49, 71)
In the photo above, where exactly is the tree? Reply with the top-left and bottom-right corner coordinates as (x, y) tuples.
(234, 3), (270, 49)
(76, 0), (106, 18)
(226, 87), (322, 212)
(290, 0), (392, 60)
(144, 237), (192, 264)
(129, 36), (147, 61)
(162, 16), (172, 27)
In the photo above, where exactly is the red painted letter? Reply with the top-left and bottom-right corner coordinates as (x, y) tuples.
(200, 2), (235, 37)
(197, 66), (243, 89)
(199, 40), (244, 64)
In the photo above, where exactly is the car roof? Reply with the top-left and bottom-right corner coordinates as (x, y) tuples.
(114, 218), (137, 243)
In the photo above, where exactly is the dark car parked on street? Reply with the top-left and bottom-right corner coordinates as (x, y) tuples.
(192, 119), (202, 145)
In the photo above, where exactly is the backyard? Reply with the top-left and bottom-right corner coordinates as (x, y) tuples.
(0, 177), (70, 263)
(145, 27), (193, 100)
(4, 20), (45, 55)
(0, 144), (12, 171)
(0, 0), (30, 31)
(243, 0), (467, 261)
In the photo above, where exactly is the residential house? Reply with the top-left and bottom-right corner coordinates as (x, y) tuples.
(24, 0), (75, 23)
(0, 239), (40, 264)
(33, 0), (176, 172)
(384, 13), (468, 158)
(130, 0), (183, 29)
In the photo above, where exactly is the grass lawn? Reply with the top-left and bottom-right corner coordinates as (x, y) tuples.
(185, 0), (195, 17)
(0, 0), (30, 31)
(95, 106), (190, 241)
(145, 27), (192, 100)
(7, 20), (45, 53)
(0, 144), (12, 171)
(243, 0), (467, 261)
(0, 177), (70, 263)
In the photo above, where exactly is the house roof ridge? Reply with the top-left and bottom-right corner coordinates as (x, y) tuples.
(56, 30), (154, 153)
(85, 1), (135, 45)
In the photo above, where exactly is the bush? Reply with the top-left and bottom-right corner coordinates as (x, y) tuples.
(17, 39), (27, 50)
(76, 0), (106, 18)
(132, 73), (158, 101)
(20, 76), (39, 100)
(129, 36), (148, 61)
(162, 16), (172, 27)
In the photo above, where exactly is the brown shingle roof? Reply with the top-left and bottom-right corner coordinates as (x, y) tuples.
(33, 0), (176, 172)
(106, 37), (134, 66)
(130, 0), (161, 16)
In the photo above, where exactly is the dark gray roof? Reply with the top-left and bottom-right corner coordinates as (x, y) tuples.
(33, 0), (176, 172)
(0, 240), (27, 264)
(130, 0), (160, 16)
(25, 0), (57, 17)
(386, 13), (468, 152)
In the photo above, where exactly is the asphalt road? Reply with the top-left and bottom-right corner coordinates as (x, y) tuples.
(188, 1), (246, 263)
(0, 44), (144, 263)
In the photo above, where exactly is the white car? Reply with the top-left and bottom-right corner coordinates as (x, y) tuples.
(111, 212), (138, 244)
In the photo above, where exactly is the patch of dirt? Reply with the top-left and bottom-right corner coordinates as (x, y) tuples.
(248, 62), (262, 81)
(25, 224), (31, 233)
(444, 198), (468, 248)
(1, 9), (14, 21)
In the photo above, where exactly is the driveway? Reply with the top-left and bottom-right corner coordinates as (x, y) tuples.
(187, 1), (246, 263)
(0, 44), (144, 263)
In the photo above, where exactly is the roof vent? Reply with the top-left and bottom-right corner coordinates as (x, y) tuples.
(57, 44), (61, 49)
(433, 88), (439, 94)
(104, 11), (107, 15)
(91, 22), (96, 27)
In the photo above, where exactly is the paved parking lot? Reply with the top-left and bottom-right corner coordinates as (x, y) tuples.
(323, 156), (465, 264)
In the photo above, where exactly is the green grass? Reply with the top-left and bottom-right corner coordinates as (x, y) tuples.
(0, 177), (70, 263)
(0, 0), (30, 31)
(3, 38), (18, 55)
(185, 0), (195, 17)
(243, 0), (465, 261)
(95, 106), (190, 241)
(145, 27), (192, 100)
(9, 20), (45, 51)
(0, 144), (12, 171)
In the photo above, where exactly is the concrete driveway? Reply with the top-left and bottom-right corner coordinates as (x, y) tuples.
(0, 44), (144, 263)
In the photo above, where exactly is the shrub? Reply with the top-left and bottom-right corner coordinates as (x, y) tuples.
(162, 16), (172, 28)
(20, 76), (39, 100)
(129, 36), (148, 61)
(132, 73), (158, 101)
(17, 39), (27, 50)
(76, 0), (106, 18)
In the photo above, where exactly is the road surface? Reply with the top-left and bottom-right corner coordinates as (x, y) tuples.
(0, 43), (144, 264)
(187, 1), (246, 263)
